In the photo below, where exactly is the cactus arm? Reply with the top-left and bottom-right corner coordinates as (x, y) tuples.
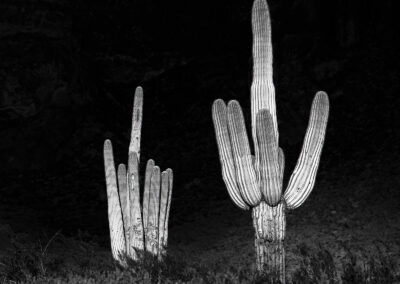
(129, 86), (143, 159)
(117, 163), (130, 251)
(144, 166), (161, 255)
(212, 99), (249, 210)
(163, 168), (173, 249)
(142, 159), (155, 230)
(227, 100), (262, 206)
(284, 91), (329, 209)
(255, 110), (281, 206)
(103, 140), (126, 265)
(227, 100), (252, 158)
(158, 170), (169, 259)
(251, 0), (278, 148)
(127, 152), (144, 259)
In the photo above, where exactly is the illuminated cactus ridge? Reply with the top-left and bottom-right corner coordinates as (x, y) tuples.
(212, 0), (329, 282)
(103, 87), (173, 266)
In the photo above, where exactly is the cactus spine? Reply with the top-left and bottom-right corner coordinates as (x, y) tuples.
(103, 87), (173, 266)
(212, 0), (329, 282)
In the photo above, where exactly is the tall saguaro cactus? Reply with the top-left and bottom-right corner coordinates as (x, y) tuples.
(103, 87), (173, 266)
(212, 0), (329, 282)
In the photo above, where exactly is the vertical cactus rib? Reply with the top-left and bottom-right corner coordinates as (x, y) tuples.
(227, 100), (262, 206)
(227, 100), (252, 157)
(117, 163), (129, 251)
(251, 0), (278, 148)
(278, 147), (285, 188)
(129, 86), (143, 159)
(103, 140), (126, 265)
(163, 168), (173, 249)
(284, 91), (329, 209)
(212, 99), (249, 210)
(127, 152), (144, 259)
(256, 110), (281, 206)
(158, 170), (169, 259)
(145, 166), (161, 255)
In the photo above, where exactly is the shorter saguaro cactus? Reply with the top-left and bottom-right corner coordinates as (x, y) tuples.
(212, 0), (329, 282)
(103, 87), (173, 266)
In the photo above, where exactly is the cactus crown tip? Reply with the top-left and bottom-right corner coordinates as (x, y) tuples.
(314, 91), (330, 108)
(227, 99), (239, 107)
(104, 139), (112, 148)
(212, 99), (226, 113)
(135, 86), (144, 98)
(316, 90), (328, 98)
(213, 99), (225, 107)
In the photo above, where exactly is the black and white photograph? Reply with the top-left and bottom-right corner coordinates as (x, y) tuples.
(0, 0), (399, 282)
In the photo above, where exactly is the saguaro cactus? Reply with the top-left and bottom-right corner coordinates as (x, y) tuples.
(103, 87), (173, 266)
(212, 0), (329, 282)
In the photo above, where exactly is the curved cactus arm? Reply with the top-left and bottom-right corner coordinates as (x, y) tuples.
(227, 100), (262, 206)
(284, 91), (329, 209)
(117, 163), (130, 251)
(127, 152), (144, 259)
(278, 147), (285, 188)
(158, 170), (169, 259)
(163, 168), (173, 249)
(212, 99), (249, 210)
(103, 140), (126, 265)
(255, 110), (281, 206)
(251, 0), (278, 149)
(144, 165), (161, 255)
(129, 86), (143, 159)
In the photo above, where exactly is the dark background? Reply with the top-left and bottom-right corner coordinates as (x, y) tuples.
(0, 0), (399, 266)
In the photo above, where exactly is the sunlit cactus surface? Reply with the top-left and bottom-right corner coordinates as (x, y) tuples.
(212, 0), (329, 282)
(103, 87), (173, 266)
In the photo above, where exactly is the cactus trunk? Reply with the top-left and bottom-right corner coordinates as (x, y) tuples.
(253, 201), (286, 283)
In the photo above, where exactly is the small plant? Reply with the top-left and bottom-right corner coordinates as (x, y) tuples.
(103, 86), (173, 266)
(212, 0), (329, 282)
